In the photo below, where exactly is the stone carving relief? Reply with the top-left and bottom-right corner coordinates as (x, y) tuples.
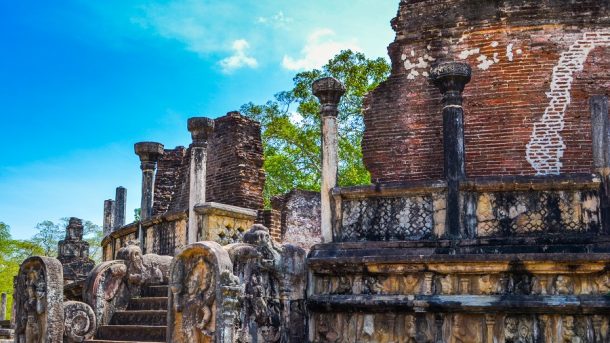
(451, 315), (483, 343)
(14, 256), (64, 343)
(83, 260), (129, 328)
(554, 275), (575, 295)
(63, 300), (96, 343)
(437, 274), (454, 295)
(504, 316), (535, 343)
(340, 196), (435, 242)
(116, 241), (172, 291)
(226, 224), (307, 343)
(313, 313), (434, 343)
(168, 241), (240, 343)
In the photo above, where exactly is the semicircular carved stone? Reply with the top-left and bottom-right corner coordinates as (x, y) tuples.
(14, 256), (64, 343)
(83, 260), (128, 326)
(63, 301), (96, 343)
(168, 241), (240, 343)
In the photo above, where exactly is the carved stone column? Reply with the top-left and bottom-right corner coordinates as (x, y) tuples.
(103, 199), (114, 237)
(430, 61), (472, 238)
(187, 117), (215, 244)
(134, 142), (164, 221)
(591, 96), (610, 234)
(313, 77), (346, 243)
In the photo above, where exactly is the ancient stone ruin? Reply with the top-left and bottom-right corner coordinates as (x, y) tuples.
(11, 1), (610, 342)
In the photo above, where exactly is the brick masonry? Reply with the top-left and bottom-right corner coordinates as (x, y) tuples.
(363, 0), (610, 182)
(151, 112), (265, 214)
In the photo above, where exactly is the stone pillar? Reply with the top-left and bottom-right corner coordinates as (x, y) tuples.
(134, 142), (164, 221)
(313, 77), (346, 243)
(113, 187), (127, 230)
(187, 117), (215, 244)
(591, 96), (610, 234)
(0, 292), (6, 320)
(103, 199), (114, 237)
(430, 61), (472, 238)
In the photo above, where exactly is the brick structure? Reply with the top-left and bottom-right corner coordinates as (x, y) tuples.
(206, 112), (265, 210)
(150, 112), (265, 215)
(363, 0), (610, 182)
(152, 147), (187, 216)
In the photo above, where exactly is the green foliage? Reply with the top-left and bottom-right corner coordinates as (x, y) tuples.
(241, 50), (390, 205)
(0, 222), (44, 320)
(31, 218), (103, 262)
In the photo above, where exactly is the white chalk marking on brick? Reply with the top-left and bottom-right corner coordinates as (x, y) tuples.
(526, 31), (610, 175)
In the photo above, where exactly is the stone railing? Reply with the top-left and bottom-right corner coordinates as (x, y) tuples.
(101, 203), (259, 260)
(331, 174), (602, 242)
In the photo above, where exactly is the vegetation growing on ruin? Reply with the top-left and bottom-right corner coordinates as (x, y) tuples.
(241, 50), (390, 205)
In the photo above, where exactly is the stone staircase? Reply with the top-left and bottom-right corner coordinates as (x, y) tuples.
(85, 284), (168, 343)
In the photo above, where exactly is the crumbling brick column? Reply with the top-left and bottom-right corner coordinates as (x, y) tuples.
(187, 117), (215, 244)
(430, 61), (471, 237)
(313, 77), (346, 243)
(135, 142), (164, 221)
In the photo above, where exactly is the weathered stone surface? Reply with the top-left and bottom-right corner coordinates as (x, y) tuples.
(58, 218), (95, 284)
(271, 190), (322, 250)
(83, 260), (128, 327)
(13, 256), (64, 343)
(63, 301), (96, 343)
(225, 224), (307, 342)
(168, 241), (240, 343)
(115, 241), (172, 290)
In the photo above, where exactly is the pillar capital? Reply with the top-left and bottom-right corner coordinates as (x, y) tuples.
(134, 142), (164, 170)
(187, 117), (215, 146)
(429, 61), (472, 107)
(313, 77), (346, 117)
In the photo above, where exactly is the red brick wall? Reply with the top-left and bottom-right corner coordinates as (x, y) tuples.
(206, 112), (265, 210)
(153, 112), (265, 214)
(363, 0), (610, 182)
(152, 147), (187, 216)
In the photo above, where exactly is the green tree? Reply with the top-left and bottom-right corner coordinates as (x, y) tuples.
(241, 50), (390, 205)
(0, 222), (43, 319)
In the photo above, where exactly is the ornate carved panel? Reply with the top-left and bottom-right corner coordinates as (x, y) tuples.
(474, 190), (600, 237)
(340, 196), (435, 241)
(168, 241), (241, 343)
(13, 256), (65, 343)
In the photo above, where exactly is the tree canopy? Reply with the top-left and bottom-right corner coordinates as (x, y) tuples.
(0, 222), (44, 319)
(241, 50), (390, 204)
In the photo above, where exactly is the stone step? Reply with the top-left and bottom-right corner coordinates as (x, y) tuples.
(127, 297), (168, 311)
(141, 285), (168, 298)
(95, 325), (166, 342)
(110, 310), (167, 326)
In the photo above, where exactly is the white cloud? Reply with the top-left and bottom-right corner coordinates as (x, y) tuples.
(257, 11), (293, 28)
(282, 29), (361, 70)
(138, 0), (226, 56)
(219, 39), (258, 73)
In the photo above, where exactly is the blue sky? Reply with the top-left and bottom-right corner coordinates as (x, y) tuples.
(0, 0), (396, 239)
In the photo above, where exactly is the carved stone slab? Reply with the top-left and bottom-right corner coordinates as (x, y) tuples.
(225, 224), (307, 342)
(83, 260), (128, 327)
(13, 256), (64, 343)
(168, 241), (239, 343)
